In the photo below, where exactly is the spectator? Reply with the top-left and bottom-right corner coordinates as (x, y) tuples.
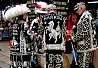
(67, 13), (78, 33)
(92, 10), (98, 68)
(95, 10), (98, 44)
(28, 2), (48, 68)
(66, 12), (78, 67)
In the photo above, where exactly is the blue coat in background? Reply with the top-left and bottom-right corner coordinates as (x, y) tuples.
(95, 18), (98, 38)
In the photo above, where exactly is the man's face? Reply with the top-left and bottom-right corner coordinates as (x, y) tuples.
(23, 13), (28, 20)
(76, 7), (83, 15)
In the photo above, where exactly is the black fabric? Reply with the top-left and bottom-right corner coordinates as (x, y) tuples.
(42, 13), (65, 44)
(12, 23), (21, 43)
(65, 41), (73, 54)
(32, 22), (39, 33)
(71, 61), (79, 68)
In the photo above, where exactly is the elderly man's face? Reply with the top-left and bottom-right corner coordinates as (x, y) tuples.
(76, 7), (83, 15)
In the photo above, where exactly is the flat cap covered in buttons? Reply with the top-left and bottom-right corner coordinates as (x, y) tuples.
(74, 2), (85, 11)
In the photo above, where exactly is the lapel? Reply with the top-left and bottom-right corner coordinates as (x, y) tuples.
(77, 11), (90, 25)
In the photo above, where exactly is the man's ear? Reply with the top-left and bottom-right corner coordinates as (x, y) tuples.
(80, 7), (82, 10)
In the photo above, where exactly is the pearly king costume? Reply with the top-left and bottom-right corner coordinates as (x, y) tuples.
(41, 13), (66, 48)
(39, 4), (67, 68)
(40, 12), (67, 68)
(72, 11), (97, 68)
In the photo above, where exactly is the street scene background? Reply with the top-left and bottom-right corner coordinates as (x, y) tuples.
(0, 41), (10, 68)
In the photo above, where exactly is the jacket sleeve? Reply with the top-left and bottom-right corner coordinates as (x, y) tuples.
(30, 19), (38, 30)
(73, 17), (90, 42)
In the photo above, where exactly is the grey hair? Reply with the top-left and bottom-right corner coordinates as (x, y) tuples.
(74, 2), (86, 10)
(80, 4), (86, 10)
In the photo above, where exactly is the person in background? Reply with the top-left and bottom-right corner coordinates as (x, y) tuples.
(40, 4), (67, 68)
(41, 4), (66, 44)
(29, 1), (48, 52)
(67, 13), (78, 34)
(93, 10), (98, 68)
(29, 2), (48, 40)
(71, 2), (97, 68)
(4, 4), (31, 52)
(66, 12), (78, 67)
(28, 2), (48, 68)
(95, 10), (98, 44)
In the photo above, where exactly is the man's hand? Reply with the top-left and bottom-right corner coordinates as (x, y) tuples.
(72, 25), (76, 29)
